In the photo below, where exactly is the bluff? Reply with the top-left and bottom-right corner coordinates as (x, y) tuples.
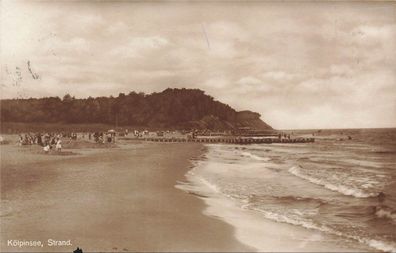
(0, 88), (273, 130)
(236, 110), (273, 130)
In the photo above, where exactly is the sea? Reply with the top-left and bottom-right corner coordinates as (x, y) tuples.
(179, 128), (396, 252)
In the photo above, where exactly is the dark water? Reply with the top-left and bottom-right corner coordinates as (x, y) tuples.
(192, 128), (396, 252)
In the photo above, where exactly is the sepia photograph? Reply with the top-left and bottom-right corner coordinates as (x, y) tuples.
(1, 0), (395, 252)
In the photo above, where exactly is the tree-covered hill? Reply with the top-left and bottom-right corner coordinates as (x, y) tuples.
(0, 88), (273, 130)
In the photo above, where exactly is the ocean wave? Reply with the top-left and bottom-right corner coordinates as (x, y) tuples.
(245, 204), (396, 252)
(246, 205), (322, 230)
(249, 194), (327, 207)
(191, 142), (395, 252)
(240, 151), (270, 161)
(288, 166), (379, 198)
(375, 206), (396, 223)
(197, 177), (220, 193)
(367, 239), (396, 253)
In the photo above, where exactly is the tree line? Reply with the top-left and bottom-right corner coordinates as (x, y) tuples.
(1, 88), (254, 130)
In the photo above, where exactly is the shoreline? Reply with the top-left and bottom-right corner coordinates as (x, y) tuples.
(176, 144), (374, 252)
(1, 141), (252, 252)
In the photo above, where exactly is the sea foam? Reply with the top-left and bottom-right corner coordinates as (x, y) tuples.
(288, 166), (378, 198)
(245, 204), (396, 253)
(375, 206), (396, 223)
(240, 151), (270, 162)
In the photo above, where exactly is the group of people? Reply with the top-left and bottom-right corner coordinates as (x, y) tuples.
(18, 132), (62, 153)
(278, 133), (291, 140)
(92, 131), (116, 144)
(16, 129), (123, 153)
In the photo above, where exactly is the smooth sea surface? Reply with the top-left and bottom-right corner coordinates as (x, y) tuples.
(188, 128), (396, 252)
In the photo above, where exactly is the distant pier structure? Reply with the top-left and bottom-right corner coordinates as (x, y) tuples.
(141, 136), (315, 144)
(121, 127), (315, 145)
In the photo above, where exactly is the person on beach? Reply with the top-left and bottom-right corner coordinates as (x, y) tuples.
(37, 133), (42, 146)
(44, 133), (50, 145)
(43, 144), (50, 153)
(56, 138), (62, 152)
(18, 135), (23, 146)
(51, 137), (56, 147)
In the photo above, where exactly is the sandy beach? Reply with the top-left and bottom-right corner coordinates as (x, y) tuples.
(0, 141), (252, 252)
(1, 136), (388, 252)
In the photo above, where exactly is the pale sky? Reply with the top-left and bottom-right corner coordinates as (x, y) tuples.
(1, 0), (395, 129)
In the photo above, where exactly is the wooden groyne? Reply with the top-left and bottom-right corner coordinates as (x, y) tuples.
(139, 137), (315, 144)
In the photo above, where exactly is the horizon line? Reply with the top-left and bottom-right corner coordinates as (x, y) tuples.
(277, 126), (396, 131)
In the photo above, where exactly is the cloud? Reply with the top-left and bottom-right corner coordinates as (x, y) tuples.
(352, 24), (396, 40)
(261, 71), (295, 81)
(41, 37), (90, 54)
(236, 76), (262, 86)
(203, 76), (230, 89)
(329, 64), (354, 76)
(106, 21), (129, 34)
(1, 1), (395, 128)
(110, 36), (169, 58)
(63, 13), (104, 34)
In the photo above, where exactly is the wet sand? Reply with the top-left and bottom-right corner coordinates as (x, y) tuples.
(0, 142), (252, 252)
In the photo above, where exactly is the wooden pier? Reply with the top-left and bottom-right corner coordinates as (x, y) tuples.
(138, 137), (315, 144)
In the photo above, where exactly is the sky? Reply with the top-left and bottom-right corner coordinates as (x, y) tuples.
(1, 0), (395, 129)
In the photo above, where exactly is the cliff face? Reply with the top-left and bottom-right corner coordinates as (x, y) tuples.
(235, 110), (273, 130)
(0, 88), (273, 130)
(186, 113), (272, 130)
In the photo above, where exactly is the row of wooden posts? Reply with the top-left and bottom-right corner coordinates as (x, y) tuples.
(141, 137), (315, 144)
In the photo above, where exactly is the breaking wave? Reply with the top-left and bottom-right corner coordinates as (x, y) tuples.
(375, 206), (396, 223)
(244, 204), (396, 252)
(240, 151), (270, 161)
(288, 166), (379, 198)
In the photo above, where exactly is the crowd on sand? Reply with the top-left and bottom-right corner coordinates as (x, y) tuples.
(18, 132), (64, 153)
(15, 130), (122, 154)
